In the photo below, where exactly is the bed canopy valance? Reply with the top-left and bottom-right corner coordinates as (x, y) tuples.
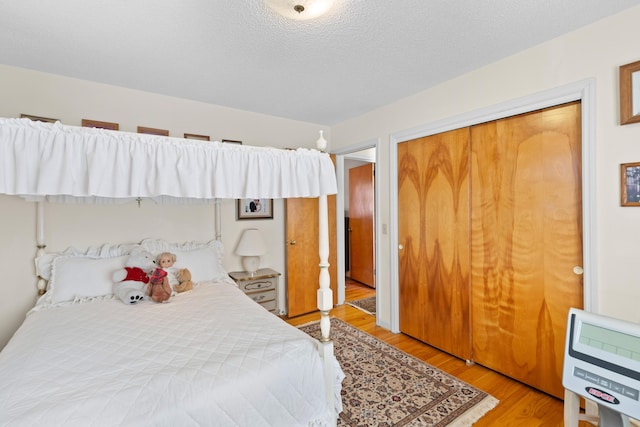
(0, 118), (337, 201)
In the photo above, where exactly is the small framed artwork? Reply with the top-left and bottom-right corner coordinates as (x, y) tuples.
(621, 162), (640, 206)
(138, 126), (169, 136)
(222, 139), (243, 145)
(237, 198), (273, 220)
(82, 119), (119, 130)
(619, 59), (640, 125)
(20, 114), (58, 123)
(184, 133), (210, 141)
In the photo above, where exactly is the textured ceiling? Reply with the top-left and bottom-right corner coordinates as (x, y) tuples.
(1, 0), (639, 125)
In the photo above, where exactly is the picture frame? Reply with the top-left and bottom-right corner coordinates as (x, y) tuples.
(82, 119), (119, 130)
(237, 198), (273, 220)
(222, 139), (243, 145)
(619, 59), (640, 125)
(137, 126), (169, 136)
(20, 114), (58, 123)
(620, 162), (640, 206)
(184, 133), (210, 141)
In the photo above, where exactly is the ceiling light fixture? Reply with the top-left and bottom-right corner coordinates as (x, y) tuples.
(265, 0), (334, 20)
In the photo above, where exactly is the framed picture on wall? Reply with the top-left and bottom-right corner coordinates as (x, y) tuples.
(184, 133), (210, 141)
(237, 198), (273, 220)
(620, 59), (640, 125)
(82, 119), (119, 130)
(20, 114), (58, 123)
(621, 162), (640, 206)
(137, 126), (169, 136)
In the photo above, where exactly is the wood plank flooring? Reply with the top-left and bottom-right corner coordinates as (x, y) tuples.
(285, 279), (594, 426)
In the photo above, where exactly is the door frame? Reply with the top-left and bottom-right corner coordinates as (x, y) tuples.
(389, 79), (597, 334)
(333, 139), (380, 315)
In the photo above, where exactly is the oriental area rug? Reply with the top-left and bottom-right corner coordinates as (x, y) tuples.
(300, 318), (498, 426)
(346, 296), (376, 315)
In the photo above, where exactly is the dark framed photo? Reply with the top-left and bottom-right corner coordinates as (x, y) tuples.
(620, 59), (640, 125)
(621, 162), (640, 206)
(237, 198), (273, 219)
(222, 139), (243, 145)
(184, 133), (210, 141)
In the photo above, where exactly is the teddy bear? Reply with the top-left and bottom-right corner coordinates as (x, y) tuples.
(147, 267), (172, 303)
(112, 247), (156, 305)
(174, 268), (193, 293)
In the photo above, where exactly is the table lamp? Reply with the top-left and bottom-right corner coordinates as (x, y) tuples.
(236, 228), (266, 276)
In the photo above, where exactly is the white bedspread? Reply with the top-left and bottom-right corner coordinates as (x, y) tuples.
(0, 281), (342, 426)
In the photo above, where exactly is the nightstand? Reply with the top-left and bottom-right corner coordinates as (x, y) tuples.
(228, 268), (280, 314)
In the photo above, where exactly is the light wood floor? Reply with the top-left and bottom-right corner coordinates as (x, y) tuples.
(285, 279), (594, 427)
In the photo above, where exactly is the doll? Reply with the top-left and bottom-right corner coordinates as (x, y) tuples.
(156, 252), (180, 288)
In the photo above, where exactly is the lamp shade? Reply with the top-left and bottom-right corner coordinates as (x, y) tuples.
(236, 229), (266, 256)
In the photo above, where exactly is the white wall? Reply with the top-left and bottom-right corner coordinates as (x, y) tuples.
(0, 65), (328, 348)
(331, 5), (640, 327)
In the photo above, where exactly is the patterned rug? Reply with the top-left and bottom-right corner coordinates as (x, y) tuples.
(347, 296), (376, 315)
(300, 318), (498, 426)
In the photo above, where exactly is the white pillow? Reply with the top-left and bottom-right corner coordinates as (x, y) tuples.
(36, 242), (138, 282)
(140, 239), (227, 283)
(44, 254), (128, 304)
(35, 243), (139, 306)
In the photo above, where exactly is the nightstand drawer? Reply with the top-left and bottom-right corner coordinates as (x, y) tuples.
(258, 299), (277, 313)
(238, 278), (276, 293)
(247, 289), (276, 304)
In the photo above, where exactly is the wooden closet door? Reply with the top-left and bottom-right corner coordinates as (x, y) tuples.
(398, 127), (472, 360)
(470, 102), (583, 398)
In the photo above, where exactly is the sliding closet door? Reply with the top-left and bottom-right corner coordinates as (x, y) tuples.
(398, 128), (472, 360)
(470, 102), (583, 398)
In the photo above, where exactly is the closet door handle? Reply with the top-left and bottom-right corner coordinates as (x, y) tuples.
(573, 266), (583, 275)
(287, 240), (297, 245)
(398, 244), (404, 250)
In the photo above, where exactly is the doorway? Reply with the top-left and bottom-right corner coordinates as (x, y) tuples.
(335, 143), (378, 317)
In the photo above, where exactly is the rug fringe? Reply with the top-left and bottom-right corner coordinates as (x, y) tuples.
(447, 395), (499, 427)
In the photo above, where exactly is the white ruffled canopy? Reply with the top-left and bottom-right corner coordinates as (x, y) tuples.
(0, 118), (337, 202)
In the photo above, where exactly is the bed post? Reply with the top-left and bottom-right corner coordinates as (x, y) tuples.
(214, 199), (222, 240)
(36, 201), (47, 295)
(317, 194), (336, 420)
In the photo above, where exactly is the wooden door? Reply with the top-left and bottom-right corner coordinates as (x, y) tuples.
(398, 127), (472, 360)
(348, 163), (375, 287)
(285, 195), (337, 317)
(470, 102), (583, 398)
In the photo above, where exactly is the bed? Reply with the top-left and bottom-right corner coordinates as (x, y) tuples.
(0, 118), (343, 426)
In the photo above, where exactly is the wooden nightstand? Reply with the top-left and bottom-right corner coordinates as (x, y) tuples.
(228, 268), (280, 314)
